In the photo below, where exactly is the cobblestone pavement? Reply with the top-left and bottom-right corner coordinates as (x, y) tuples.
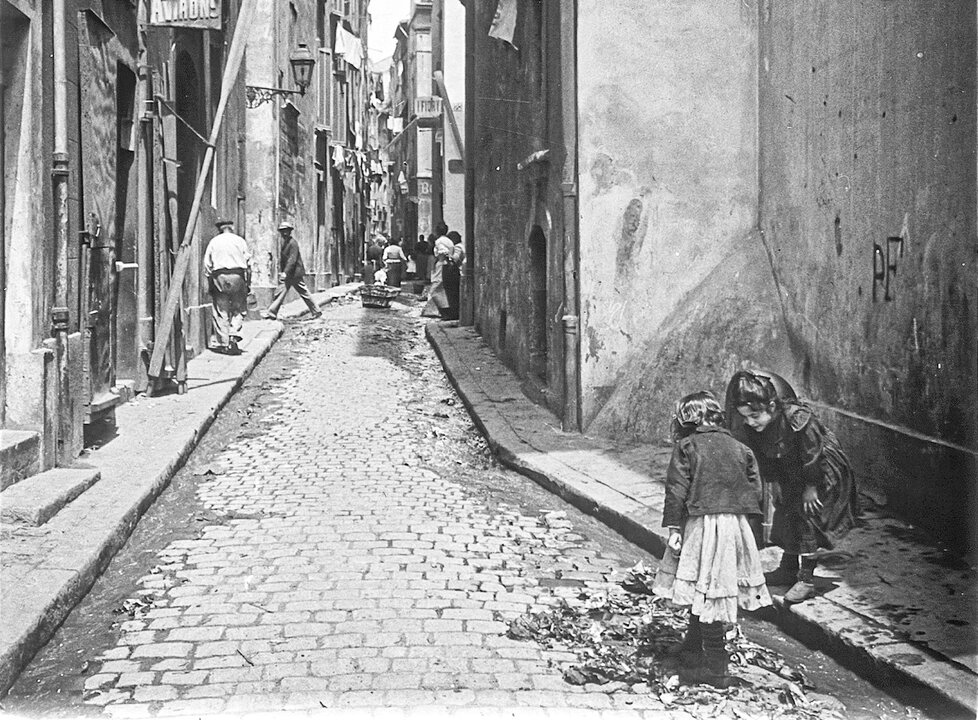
(4, 296), (906, 720)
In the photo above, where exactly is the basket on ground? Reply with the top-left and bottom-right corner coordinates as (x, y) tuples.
(360, 284), (401, 308)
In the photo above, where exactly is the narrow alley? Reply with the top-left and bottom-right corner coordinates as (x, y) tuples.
(3, 296), (922, 719)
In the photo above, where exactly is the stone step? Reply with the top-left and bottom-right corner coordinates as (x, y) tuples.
(0, 430), (41, 492)
(0, 467), (101, 526)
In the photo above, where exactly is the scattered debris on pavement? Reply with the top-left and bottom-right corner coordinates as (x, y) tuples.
(506, 561), (846, 719)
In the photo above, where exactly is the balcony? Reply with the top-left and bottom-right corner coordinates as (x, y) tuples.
(413, 96), (442, 127)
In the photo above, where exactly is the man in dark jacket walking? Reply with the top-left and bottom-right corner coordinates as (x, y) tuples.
(263, 220), (322, 320)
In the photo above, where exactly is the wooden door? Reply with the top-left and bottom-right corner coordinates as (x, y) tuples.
(78, 12), (122, 421)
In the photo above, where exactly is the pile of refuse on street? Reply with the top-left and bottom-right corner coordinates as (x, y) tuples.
(507, 561), (847, 719)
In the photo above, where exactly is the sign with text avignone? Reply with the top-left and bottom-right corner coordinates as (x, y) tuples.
(148, 0), (220, 29)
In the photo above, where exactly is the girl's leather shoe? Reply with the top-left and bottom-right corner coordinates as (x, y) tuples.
(784, 579), (816, 603)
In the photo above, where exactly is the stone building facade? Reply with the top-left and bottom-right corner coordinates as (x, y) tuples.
(244, 0), (370, 299)
(1, 0), (251, 471)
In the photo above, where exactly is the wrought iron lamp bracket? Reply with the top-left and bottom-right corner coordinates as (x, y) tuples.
(245, 85), (300, 109)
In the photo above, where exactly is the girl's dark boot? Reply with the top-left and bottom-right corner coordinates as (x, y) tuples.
(683, 622), (734, 688)
(785, 556), (817, 603)
(677, 614), (703, 668)
(764, 552), (799, 586)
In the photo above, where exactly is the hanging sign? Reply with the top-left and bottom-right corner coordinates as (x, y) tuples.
(148, 0), (220, 29)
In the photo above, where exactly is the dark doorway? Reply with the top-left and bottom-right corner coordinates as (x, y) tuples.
(174, 50), (203, 240)
(528, 225), (547, 382)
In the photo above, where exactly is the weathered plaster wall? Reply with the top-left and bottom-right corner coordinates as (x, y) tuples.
(758, 1), (977, 448)
(584, 2), (977, 551)
(578, 0), (760, 428)
(756, 1), (978, 550)
(4, 0), (47, 356)
(244, 8), (281, 297)
(3, 0), (56, 441)
(470, 0), (566, 414)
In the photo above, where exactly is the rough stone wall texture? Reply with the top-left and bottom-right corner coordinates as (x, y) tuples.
(580, 0), (760, 430)
(755, 1), (978, 551)
(757, 1), (977, 450)
(470, 0), (565, 413)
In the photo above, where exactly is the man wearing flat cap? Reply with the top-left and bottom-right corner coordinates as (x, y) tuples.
(203, 217), (251, 354)
(263, 220), (322, 320)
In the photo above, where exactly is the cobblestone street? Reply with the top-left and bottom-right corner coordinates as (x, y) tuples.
(5, 298), (666, 718)
(4, 296), (916, 720)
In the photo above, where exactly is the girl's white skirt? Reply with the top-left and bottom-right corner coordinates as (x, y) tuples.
(653, 513), (772, 624)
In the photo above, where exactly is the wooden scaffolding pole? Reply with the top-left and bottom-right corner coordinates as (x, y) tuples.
(148, 0), (258, 381)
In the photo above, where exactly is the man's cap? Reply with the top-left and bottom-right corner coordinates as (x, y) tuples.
(215, 217), (234, 228)
(278, 220), (295, 231)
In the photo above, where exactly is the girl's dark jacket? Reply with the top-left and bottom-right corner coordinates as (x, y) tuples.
(739, 401), (858, 550)
(662, 425), (763, 529)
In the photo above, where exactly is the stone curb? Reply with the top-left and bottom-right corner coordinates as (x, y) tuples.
(425, 321), (977, 719)
(424, 322), (665, 558)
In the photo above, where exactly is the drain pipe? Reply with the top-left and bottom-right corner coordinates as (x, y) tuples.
(52, 0), (73, 464)
(136, 5), (154, 379)
(559, 0), (581, 432)
(0, 63), (6, 425)
(52, 0), (69, 309)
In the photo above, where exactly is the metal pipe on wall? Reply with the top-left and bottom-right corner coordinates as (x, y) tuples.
(52, 0), (69, 310)
(559, 0), (580, 432)
(1, 63), (6, 424)
(52, 0), (73, 464)
(461, 7), (475, 326)
(135, 0), (155, 382)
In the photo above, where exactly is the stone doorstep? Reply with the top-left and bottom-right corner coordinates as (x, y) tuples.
(0, 430), (41, 492)
(0, 467), (101, 526)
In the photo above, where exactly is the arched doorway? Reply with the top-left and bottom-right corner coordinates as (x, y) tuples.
(528, 225), (548, 382)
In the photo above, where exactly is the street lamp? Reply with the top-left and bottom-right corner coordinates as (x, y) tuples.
(246, 43), (316, 108)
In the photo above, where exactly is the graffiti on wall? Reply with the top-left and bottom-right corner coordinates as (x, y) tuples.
(873, 235), (904, 302)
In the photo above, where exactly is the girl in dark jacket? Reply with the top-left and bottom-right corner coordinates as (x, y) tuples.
(727, 370), (858, 604)
(653, 391), (772, 687)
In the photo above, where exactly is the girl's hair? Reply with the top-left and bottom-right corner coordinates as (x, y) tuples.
(727, 370), (779, 411)
(672, 391), (725, 439)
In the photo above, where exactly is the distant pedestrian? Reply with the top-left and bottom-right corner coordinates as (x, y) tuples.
(415, 234), (430, 283)
(441, 230), (465, 321)
(653, 391), (771, 688)
(263, 221), (322, 320)
(423, 223), (455, 317)
(365, 236), (385, 284)
(726, 370), (858, 604)
(382, 237), (408, 287)
(203, 217), (252, 355)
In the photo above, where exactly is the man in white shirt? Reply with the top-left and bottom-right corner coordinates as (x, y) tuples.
(203, 218), (252, 354)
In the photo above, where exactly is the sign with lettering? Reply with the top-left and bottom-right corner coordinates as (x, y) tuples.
(148, 0), (220, 29)
(414, 96), (442, 127)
